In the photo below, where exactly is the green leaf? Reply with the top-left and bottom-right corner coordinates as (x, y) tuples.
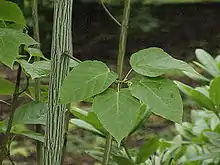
(70, 119), (103, 135)
(12, 101), (47, 125)
(0, 28), (37, 68)
(194, 86), (210, 98)
(18, 131), (44, 142)
(11, 125), (44, 142)
(93, 88), (141, 143)
(175, 81), (215, 110)
(173, 146), (187, 160)
(0, 119), (44, 142)
(0, 120), (7, 133)
(85, 149), (104, 162)
(113, 156), (134, 165)
(0, 1), (25, 27)
(25, 47), (48, 60)
(215, 55), (220, 63)
(0, 77), (14, 95)
(203, 131), (220, 147)
(19, 59), (77, 79)
(215, 55), (220, 70)
(189, 151), (220, 161)
(18, 59), (50, 79)
(60, 60), (118, 104)
(135, 136), (159, 164)
(130, 47), (207, 81)
(175, 123), (194, 140)
(130, 76), (183, 123)
(210, 76), (220, 107)
(70, 107), (106, 134)
(130, 104), (151, 135)
(195, 49), (220, 77)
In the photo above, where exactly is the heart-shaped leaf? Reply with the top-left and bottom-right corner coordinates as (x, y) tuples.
(130, 47), (207, 81)
(12, 101), (47, 125)
(18, 59), (50, 79)
(25, 47), (48, 60)
(0, 77), (14, 95)
(0, 28), (37, 68)
(130, 76), (183, 123)
(93, 88), (141, 143)
(0, 1), (25, 27)
(60, 60), (118, 103)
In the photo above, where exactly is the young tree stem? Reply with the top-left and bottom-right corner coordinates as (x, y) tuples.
(102, 0), (131, 165)
(117, 0), (131, 80)
(0, 65), (22, 165)
(43, 0), (73, 164)
(32, 0), (43, 164)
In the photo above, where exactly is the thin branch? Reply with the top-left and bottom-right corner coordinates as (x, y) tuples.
(23, 92), (34, 100)
(1, 65), (22, 165)
(5, 65), (22, 138)
(17, 75), (30, 96)
(32, 0), (43, 164)
(64, 52), (82, 63)
(122, 69), (132, 82)
(0, 100), (11, 106)
(101, 0), (121, 27)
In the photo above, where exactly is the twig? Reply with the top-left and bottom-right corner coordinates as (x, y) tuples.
(64, 52), (82, 63)
(17, 75), (30, 96)
(101, 0), (121, 27)
(122, 69), (132, 82)
(0, 100), (11, 106)
(2, 64), (22, 165)
(5, 65), (22, 139)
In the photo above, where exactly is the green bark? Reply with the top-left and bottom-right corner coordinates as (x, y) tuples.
(43, 0), (73, 164)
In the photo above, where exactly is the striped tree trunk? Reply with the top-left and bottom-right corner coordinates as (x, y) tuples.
(43, 0), (73, 164)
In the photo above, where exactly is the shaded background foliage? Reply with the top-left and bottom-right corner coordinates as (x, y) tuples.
(23, 0), (220, 65)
